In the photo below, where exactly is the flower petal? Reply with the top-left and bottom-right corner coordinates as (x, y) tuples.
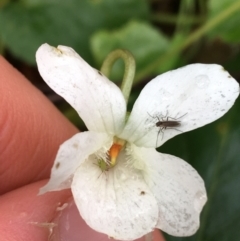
(39, 131), (112, 194)
(120, 64), (239, 147)
(130, 145), (207, 236)
(36, 44), (126, 135)
(71, 151), (158, 240)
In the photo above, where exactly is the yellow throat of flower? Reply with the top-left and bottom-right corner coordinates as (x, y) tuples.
(109, 139), (125, 167)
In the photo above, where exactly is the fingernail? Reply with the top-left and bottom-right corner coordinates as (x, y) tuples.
(52, 199), (148, 241)
(52, 200), (109, 241)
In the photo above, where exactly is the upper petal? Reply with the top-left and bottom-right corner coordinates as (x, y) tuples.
(130, 145), (207, 236)
(39, 131), (112, 194)
(36, 44), (126, 135)
(71, 151), (158, 240)
(120, 64), (239, 147)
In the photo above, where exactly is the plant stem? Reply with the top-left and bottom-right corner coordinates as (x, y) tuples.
(151, 14), (205, 25)
(100, 49), (136, 104)
(0, 0), (10, 9)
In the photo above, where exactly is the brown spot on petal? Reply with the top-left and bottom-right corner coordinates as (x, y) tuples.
(73, 143), (78, 149)
(55, 162), (60, 169)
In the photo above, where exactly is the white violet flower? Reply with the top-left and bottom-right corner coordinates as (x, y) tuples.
(36, 44), (239, 240)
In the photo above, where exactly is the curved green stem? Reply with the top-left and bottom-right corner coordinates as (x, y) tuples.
(100, 49), (136, 104)
(136, 0), (240, 81)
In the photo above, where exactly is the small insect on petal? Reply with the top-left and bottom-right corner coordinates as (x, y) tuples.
(148, 111), (187, 146)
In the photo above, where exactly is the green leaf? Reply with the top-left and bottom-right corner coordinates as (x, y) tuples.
(91, 20), (170, 82)
(159, 96), (240, 240)
(0, 0), (149, 64)
(154, 32), (188, 74)
(208, 0), (240, 43)
(225, 53), (240, 73)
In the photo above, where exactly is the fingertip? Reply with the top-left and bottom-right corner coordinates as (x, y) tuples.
(0, 56), (78, 194)
(0, 179), (165, 241)
(0, 180), (72, 241)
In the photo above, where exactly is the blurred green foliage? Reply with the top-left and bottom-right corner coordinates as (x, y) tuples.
(0, 0), (240, 241)
(208, 0), (240, 43)
(0, 0), (149, 63)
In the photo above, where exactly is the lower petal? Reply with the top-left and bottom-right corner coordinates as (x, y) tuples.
(131, 145), (207, 236)
(39, 131), (112, 194)
(71, 151), (158, 240)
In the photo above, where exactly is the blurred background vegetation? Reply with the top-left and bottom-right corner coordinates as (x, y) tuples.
(0, 0), (240, 240)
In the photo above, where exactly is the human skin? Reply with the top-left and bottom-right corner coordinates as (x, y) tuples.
(0, 56), (164, 241)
